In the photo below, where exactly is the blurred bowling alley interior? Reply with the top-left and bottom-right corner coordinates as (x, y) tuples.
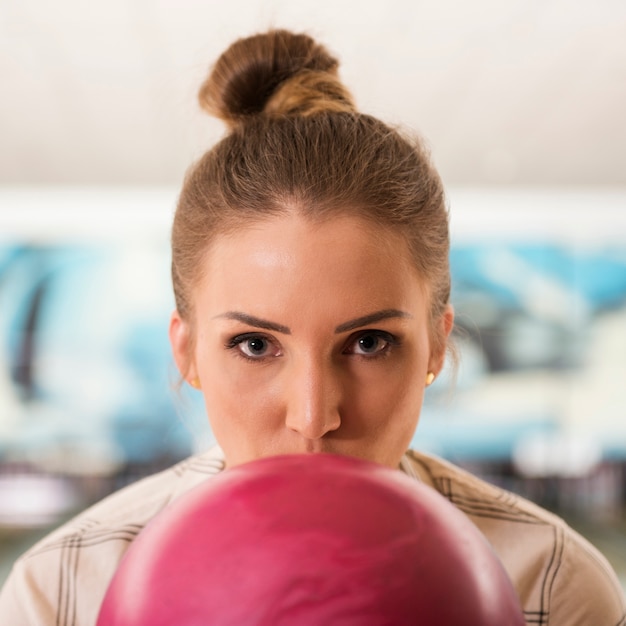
(1, 0), (625, 590)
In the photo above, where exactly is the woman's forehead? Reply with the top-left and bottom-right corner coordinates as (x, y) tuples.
(208, 212), (410, 262)
(194, 213), (429, 319)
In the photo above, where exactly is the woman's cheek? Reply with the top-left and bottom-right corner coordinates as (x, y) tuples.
(205, 359), (282, 425)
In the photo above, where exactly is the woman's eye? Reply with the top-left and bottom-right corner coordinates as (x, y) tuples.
(226, 334), (281, 360)
(241, 337), (269, 357)
(345, 331), (397, 356)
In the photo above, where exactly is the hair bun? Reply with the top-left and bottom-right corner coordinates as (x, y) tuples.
(199, 29), (355, 127)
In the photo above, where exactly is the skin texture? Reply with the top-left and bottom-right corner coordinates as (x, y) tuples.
(169, 212), (454, 469)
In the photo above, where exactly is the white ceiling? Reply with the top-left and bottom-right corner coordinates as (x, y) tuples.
(1, 0), (625, 186)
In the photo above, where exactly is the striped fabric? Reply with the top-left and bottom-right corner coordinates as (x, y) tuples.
(1, 446), (624, 626)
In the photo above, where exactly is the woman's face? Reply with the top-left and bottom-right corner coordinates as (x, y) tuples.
(170, 212), (453, 469)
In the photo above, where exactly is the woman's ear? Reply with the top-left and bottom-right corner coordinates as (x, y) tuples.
(169, 310), (196, 384)
(429, 304), (455, 377)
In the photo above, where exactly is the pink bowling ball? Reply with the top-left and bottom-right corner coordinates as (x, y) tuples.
(97, 453), (525, 625)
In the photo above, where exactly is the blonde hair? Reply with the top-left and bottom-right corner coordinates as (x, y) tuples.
(172, 29), (450, 364)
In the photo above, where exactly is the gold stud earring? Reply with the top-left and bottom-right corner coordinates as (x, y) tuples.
(425, 372), (435, 386)
(190, 377), (201, 390)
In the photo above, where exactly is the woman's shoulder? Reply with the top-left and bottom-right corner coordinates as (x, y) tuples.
(0, 447), (226, 626)
(404, 447), (561, 524)
(405, 448), (626, 626)
(27, 446), (226, 556)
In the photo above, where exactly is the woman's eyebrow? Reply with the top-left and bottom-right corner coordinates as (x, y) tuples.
(335, 309), (413, 333)
(214, 311), (291, 334)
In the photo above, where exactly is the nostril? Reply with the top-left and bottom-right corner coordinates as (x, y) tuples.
(286, 410), (341, 440)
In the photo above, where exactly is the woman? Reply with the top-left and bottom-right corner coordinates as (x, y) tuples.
(1, 29), (624, 625)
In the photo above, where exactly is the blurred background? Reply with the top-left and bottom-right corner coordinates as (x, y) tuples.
(1, 0), (625, 588)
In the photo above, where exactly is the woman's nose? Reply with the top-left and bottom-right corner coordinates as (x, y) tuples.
(284, 359), (341, 440)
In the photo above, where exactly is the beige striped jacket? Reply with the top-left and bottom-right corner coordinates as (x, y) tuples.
(1, 446), (624, 626)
